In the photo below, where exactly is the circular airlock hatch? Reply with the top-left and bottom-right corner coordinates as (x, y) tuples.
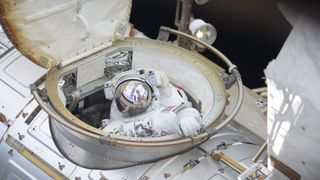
(0, 0), (241, 169)
(45, 38), (228, 169)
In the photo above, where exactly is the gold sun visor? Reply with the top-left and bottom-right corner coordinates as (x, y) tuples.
(0, 0), (132, 68)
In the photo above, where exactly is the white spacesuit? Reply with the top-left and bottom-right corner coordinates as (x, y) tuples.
(102, 69), (203, 137)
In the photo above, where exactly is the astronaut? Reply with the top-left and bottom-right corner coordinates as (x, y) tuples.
(101, 68), (203, 137)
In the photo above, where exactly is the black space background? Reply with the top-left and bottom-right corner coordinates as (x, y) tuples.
(130, 0), (292, 88)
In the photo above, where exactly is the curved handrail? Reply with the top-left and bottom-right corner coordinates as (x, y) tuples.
(160, 27), (244, 136)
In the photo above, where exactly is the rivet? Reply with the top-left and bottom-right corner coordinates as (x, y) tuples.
(22, 112), (28, 118)
(164, 173), (171, 179)
(18, 133), (25, 141)
(218, 168), (225, 173)
(100, 176), (107, 180)
(8, 149), (13, 156)
(58, 163), (65, 170)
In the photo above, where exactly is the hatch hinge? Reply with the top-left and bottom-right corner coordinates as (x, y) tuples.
(30, 84), (48, 102)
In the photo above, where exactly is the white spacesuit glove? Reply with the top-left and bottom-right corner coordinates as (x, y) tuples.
(177, 107), (201, 137)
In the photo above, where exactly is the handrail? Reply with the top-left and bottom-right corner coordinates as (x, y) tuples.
(160, 27), (244, 135)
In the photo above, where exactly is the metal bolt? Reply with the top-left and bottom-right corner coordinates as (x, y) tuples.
(100, 176), (107, 180)
(8, 149), (13, 156)
(218, 168), (225, 173)
(18, 133), (25, 141)
(58, 163), (65, 171)
(22, 112), (28, 118)
(139, 175), (149, 180)
(164, 173), (171, 179)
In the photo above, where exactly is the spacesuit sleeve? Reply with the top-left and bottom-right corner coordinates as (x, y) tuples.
(150, 110), (181, 135)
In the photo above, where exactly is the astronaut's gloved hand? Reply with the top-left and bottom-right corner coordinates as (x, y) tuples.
(177, 107), (202, 137)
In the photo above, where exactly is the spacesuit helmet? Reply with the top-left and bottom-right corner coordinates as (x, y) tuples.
(115, 80), (152, 116)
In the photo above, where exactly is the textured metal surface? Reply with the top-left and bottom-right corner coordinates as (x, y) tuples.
(0, 51), (71, 179)
(50, 118), (194, 169)
(0, 49), (47, 120)
(0, 140), (51, 180)
(0, 29), (267, 179)
(0, 78), (266, 180)
(266, 12), (320, 179)
(2, 116), (262, 179)
(105, 51), (133, 78)
(0, 0), (132, 68)
(5, 102), (77, 177)
(67, 125), (262, 180)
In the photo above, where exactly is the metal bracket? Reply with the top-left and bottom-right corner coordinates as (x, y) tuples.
(5, 135), (24, 152)
(157, 26), (170, 42)
(29, 84), (38, 92)
(219, 72), (236, 89)
(191, 134), (205, 145)
(98, 135), (112, 146)
(238, 163), (272, 180)
(117, 23), (128, 36)
(30, 84), (48, 102)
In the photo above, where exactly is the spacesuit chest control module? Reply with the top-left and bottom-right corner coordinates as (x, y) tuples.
(102, 68), (203, 137)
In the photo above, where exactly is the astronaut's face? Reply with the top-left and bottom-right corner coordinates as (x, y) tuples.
(115, 80), (152, 116)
